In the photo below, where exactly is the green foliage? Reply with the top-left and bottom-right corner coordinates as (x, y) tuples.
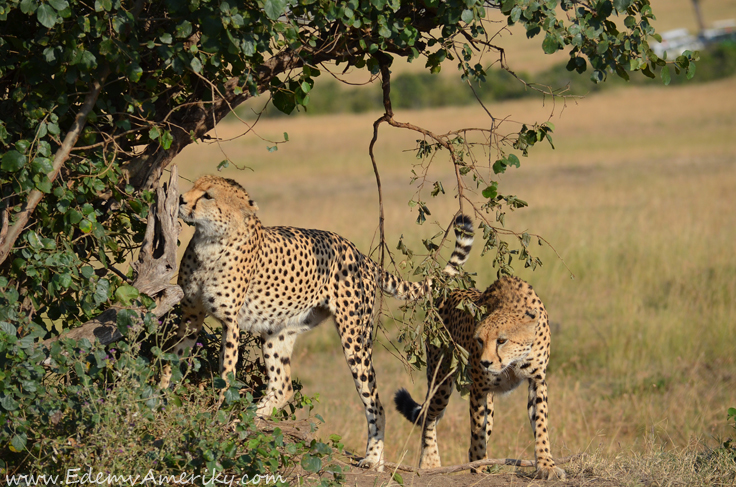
(0, 304), (340, 481)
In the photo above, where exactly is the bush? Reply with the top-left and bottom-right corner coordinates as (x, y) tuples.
(0, 291), (341, 485)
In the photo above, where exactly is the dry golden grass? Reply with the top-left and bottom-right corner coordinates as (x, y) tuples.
(174, 75), (736, 478)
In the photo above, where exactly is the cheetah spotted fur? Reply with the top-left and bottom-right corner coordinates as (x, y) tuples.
(394, 276), (565, 479)
(164, 175), (474, 470)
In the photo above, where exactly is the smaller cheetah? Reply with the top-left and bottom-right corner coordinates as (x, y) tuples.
(164, 175), (474, 470)
(394, 276), (565, 479)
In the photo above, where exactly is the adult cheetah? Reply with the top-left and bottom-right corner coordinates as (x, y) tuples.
(165, 175), (474, 469)
(394, 276), (565, 479)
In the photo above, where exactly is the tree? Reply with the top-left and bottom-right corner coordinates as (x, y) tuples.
(0, 0), (696, 476)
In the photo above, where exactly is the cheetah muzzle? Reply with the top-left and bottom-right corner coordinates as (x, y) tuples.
(162, 174), (474, 471)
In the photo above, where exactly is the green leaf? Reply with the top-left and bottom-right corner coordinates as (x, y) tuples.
(127, 63), (143, 83)
(94, 279), (110, 305)
(149, 126), (160, 140)
(493, 158), (507, 174)
(482, 182), (498, 199)
(35, 176), (52, 193)
(36, 4), (58, 28)
(283, 132), (289, 142)
(160, 131), (173, 150)
(68, 209), (83, 224)
(1, 394), (19, 411)
(49, 0), (69, 10)
(115, 284), (140, 305)
(661, 65), (671, 85)
(301, 454), (322, 473)
(79, 219), (93, 233)
(542, 34), (559, 54)
(392, 473), (404, 485)
(264, 0), (287, 20)
(170, 393), (183, 407)
(176, 20), (193, 38)
(11, 433), (26, 452)
(20, 0), (37, 14)
(686, 61), (696, 80)
(95, 0), (112, 11)
(190, 57), (202, 73)
(461, 9), (474, 24)
(507, 154), (520, 168)
(272, 89), (296, 115)
(613, 0), (631, 12)
(116, 308), (137, 336)
(2, 151), (27, 172)
(160, 33), (173, 44)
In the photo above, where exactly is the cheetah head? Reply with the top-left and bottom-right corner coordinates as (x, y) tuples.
(179, 175), (259, 236)
(473, 308), (539, 375)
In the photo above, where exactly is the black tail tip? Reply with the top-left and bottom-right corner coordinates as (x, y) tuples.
(454, 214), (473, 226)
(394, 388), (421, 423)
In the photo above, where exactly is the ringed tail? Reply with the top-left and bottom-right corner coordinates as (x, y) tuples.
(442, 214), (474, 277)
(380, 214), (474, 300)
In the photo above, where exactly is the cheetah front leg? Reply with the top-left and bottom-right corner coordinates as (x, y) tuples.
(217, 318), (242, 401)
(526, 377), (566, 480)
(255, 329), (298, 416)
(468, 383), (492, 466)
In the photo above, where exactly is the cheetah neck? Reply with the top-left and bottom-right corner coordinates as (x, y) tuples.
(190, 215), (263, 264)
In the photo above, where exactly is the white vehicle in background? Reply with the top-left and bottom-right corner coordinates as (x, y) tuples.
(651, 20), (736, 58)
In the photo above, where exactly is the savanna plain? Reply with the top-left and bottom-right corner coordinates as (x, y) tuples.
(175, 73), (736, 485)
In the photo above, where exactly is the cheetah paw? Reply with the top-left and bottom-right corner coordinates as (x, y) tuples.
(357, 456), (384, 472)
(533, 465), (566, 480)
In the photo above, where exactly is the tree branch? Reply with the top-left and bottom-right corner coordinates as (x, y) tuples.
(0, 69), (110, 266)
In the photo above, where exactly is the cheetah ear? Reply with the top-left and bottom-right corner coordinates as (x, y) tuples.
(248, 199), (259, 211)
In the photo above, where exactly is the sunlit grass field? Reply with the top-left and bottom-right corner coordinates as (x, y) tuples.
(175, 70), (736, 472)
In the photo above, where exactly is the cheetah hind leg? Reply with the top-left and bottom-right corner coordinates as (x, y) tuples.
(255, 329), (299, 416)
(334, 311), (385, 471)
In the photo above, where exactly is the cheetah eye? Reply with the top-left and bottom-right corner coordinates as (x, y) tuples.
(476, 337), (483, 346)
(202, 192), (213, 200)
(497, 338), (507, 345)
